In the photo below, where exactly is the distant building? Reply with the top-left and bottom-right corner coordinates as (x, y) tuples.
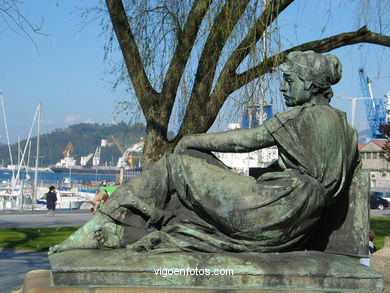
(214, 123), (278, 175)
(359, 139), (390, 192)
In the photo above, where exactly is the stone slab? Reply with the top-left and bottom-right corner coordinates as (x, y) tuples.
(48, 250), (384, 291)
(16, 270), (389, 293)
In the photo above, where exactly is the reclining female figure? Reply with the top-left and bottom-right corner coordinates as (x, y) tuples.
(49, 51), (359, 255)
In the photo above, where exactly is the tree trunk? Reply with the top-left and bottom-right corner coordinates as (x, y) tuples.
(142, 124), (170, 168)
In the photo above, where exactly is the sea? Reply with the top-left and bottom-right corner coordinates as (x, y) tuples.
(0, 169), (117, 187)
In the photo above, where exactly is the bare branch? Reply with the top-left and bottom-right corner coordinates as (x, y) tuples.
(197, 26), (390, 134)
(180, 0), (251, 135)
(105, 0), (159, 117)
(234, 26), (390, 92)
(202, 0), (294, 129)
(0, 1), (47, 53)
(161, 0), (212, 116)
(223, 0), (294, 75)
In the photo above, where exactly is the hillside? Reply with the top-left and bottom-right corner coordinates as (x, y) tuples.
(0, 122), (146, 167)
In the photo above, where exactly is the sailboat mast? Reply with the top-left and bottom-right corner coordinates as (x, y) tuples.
(33, 102), (41, 210)
(18, 135), (20, 167)
(0, 90), (15, 181)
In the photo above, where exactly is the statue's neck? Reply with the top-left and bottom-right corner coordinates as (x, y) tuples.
(310, 94), (330, 106)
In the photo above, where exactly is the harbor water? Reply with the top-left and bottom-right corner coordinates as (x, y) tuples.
(0, 169), (117, 187)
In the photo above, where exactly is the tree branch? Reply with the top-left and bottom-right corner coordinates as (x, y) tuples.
(223, 0), (293, 75)
(201, 0), (294, 131)
(106, 0), (158, 117)
(179, 0), (251, 135)
(211, 0), (293, 99)
(234, 26), (390, 92)
(161, 0), (212, 114)
(200, 26), (390, 133)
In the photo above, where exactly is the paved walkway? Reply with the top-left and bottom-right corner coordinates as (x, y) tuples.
(0, 211), (91, 292)
(0, 210), (92, 228)
(0, 248), (50, 293)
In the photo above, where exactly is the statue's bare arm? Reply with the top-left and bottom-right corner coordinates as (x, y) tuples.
(174, 124), (275, 154)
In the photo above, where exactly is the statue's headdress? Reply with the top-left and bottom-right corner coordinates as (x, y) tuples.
(280, 51), (342, 88)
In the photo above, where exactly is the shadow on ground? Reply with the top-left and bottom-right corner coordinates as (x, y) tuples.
(0, 248), (50, 293)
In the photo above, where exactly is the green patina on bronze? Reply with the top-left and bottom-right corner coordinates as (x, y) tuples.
(48, 51), (381, 290)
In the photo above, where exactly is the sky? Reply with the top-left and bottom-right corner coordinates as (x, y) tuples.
(0, 0), (389, 145)
(0, 0), (118, 144)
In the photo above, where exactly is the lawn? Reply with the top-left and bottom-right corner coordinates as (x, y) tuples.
(0, 218), (389, 252)
(370, 217), (390, 250)
(0, 227), (78, 252)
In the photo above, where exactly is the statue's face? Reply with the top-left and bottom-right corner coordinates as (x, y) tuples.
(280, 72), (311, 107)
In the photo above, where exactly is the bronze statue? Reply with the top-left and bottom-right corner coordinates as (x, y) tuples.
(49, 51), (359, 255)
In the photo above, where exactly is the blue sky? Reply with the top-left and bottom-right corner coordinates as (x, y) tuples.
(0, 0), (117, 144)
(0, 1), (389, 144)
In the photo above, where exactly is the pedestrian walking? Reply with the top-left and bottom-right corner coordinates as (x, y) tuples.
(46, 186), (58, 215)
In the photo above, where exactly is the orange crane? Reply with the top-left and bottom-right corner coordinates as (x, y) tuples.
(111, 136), (124, 154)
(127, 153), (135, 169)
(63, 142), (74, 158)
(111, 136), (135, 169)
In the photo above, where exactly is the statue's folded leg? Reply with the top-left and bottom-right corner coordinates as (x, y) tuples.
(49, 152), (228, 254)
(49, 155), (175, 254)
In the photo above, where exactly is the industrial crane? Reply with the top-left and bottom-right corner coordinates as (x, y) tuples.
(111, 135), (135, 168)
(111, 135), (124, 154)
(117, 147), (135, 169)
(63, 142), (74, 158)
(92, 146), (101, 166)
(358, 68), (387, 139)
(80, 153), (93, 166)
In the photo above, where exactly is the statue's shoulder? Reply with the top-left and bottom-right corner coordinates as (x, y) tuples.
(303, 104), (347, 120)
(274, 104), (310, 123)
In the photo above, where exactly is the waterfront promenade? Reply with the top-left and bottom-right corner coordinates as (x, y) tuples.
(0, 210), (92, 229)
(0, 209), (388, 292)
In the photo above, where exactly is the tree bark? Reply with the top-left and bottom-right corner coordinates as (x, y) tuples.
(178, 0), (251, 136)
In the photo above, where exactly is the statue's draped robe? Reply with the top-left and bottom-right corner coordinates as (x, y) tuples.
(101, 104), (359, 253)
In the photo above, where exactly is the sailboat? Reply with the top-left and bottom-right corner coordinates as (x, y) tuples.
(0, 90), (38, 210)
(0, 93), (93, 210)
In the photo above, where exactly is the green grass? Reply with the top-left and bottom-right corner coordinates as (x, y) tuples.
(0, 227), (78, 252)
(370, 217), (390, 250)
(0, 217), (389, 252)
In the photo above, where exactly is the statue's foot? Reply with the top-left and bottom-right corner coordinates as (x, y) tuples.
(94, 222), (126, 248)
(48, 212), (113, 255)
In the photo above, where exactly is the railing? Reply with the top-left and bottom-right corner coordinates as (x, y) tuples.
(123, 168), (142, 181)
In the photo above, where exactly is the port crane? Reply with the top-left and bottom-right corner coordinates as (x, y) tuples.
(80, 153), (93, 166)
(63, 142), (74, 158)
(111, 135), (135, 168)
(92, 146), (101, 166)
(358, 68), (387, 139)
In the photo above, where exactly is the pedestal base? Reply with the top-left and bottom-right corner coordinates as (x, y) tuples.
(44, 250), (384, 292)
(16, 270), (387, 293)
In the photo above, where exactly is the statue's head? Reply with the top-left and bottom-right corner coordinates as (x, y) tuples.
(280, 51), (342, 106)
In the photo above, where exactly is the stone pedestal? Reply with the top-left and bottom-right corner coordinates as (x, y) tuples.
(14, 268), (389, 293)
(372, 236), (390, 284)
(44, 249), (384, 292)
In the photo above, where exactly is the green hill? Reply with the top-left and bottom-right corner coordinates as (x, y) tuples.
(0, 122), (146, 167)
